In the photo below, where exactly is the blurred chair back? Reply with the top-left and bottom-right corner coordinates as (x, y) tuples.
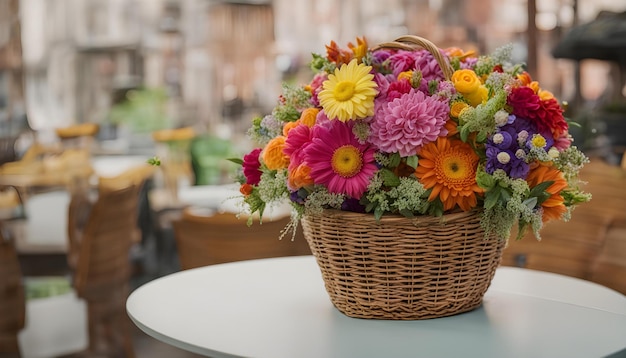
(72, 185), (139, 358)
(173, 209), (311, 270)
(501, 158), (626, 294)
(0, 225), (26, 356)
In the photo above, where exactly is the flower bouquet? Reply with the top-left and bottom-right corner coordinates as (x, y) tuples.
(232, 35), (590, 319)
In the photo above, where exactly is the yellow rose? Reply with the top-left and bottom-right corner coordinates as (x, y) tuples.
(397, 71), (413, 81)
(262, 136), (289, 170)
(465, 85), (488, 107)
(450, 101), (469, 118)
(451, 69), (481, 94)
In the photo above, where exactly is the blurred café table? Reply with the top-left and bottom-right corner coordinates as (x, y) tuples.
(1, 154), (152, 275)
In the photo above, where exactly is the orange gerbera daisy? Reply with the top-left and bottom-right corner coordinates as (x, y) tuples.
(415, 137), (483, 211)
(526, 164), (568, 222)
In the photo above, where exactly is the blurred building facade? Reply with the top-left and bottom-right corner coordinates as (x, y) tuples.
(1, 0), (625, 149)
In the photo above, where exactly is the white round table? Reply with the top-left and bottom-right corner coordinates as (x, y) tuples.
(127, 256), (626, 358)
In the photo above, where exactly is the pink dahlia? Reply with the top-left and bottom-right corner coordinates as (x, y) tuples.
(387, 50), (421, 77)
(242, 148), (263, 185)
(304, 121), (377, 199)
(369, 90), (449, 157)
(413, 49), (446, 93)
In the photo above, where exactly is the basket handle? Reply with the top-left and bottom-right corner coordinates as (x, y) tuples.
(372, 35), (454, 81)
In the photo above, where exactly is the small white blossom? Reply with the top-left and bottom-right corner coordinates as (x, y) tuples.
(515, 149), (526, 159)
(497, 151), (511, 164)
(517, 130), (529, 144)
(493, 133), (504, 144)
(494, 110), (509, 127)
(548, 147), (559, 159)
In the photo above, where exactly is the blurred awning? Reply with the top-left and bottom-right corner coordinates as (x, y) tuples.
(552, 11), (626, 63)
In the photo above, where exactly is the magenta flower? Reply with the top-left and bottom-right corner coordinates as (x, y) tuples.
(304, 121), (377, 199)
(284, 124), (313, 170)
(369, 90), (449, 157)
(388, 50), (420, 77)
(387, 79), (413, 101)
(242, 148), (263, 185)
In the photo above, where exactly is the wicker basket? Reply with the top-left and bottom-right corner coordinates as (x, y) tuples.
(301, 209), (505, 320)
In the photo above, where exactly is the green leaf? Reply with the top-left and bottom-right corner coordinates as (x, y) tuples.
(484, 186), (501, 210)
(388, 153), (401, 168)
(399, 209), (414, 218)
(460, 124), (470, 142)
(476, 171), (495, 190)
(406, 155), (418, 169)
(374, 206), (384, 221)
(476, 130), (487, 143)
(226, 157), (244, 165)
(523, 197), (538, 210)
(529, 181), (554, 197)
(380, 168), (401, 187)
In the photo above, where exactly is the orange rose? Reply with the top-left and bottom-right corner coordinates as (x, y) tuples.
(299, 108), (319, 127)
(262, 136), (289, 170)
(282, 121), (300, 136)
(288, 164), (314, 189)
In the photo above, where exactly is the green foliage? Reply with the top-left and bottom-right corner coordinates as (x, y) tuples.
(109, 87), (170, 133)
(147, 156), (161, 166)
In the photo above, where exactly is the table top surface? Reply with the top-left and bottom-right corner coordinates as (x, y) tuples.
(127, 256), (626, 358)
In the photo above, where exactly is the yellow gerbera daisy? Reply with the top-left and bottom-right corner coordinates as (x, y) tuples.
(318, 59), (378, 122)
(415, 137), (483, 212)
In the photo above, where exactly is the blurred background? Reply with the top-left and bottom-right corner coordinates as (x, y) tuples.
(1, 0), (625, 163)
(2, 1), (626, 357)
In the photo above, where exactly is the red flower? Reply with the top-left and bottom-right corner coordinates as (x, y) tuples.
(508, 86), (541, 120)
(242, 148), (263, 185)
(508, 86), (568, 138)
(387, 79), (413, 101)
(240, 183), (253, 196)
(537, 98), (568, 138)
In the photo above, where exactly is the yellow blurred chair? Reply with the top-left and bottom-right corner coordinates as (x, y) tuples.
(152, 127), (196, 200)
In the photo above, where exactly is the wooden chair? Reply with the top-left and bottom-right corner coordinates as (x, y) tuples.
(501, 158), (626, 294)
(0, 225), (26, 357)
(173, 208), (311, 270)
(71, 185), (140, 357)
(67, 164), (155, 271)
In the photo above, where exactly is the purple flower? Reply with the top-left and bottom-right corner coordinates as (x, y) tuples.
(485, 147), (529, 179)
(341, 198), (366, 213)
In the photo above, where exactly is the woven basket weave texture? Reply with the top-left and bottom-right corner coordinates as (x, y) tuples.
(301, 209), (505, 320)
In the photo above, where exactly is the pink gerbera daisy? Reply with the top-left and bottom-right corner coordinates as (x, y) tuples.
(304, 121), (377, 199)
(369, 89), (449, 157)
